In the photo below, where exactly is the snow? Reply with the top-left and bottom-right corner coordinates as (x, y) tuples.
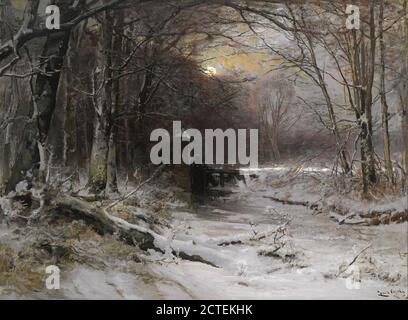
(1, 167), (407, 299)
(146, 168), (407, 299)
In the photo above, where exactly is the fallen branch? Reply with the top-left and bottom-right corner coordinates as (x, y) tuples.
(106, 165), (165, 210)
(337, 244), (372, 277)
(263, 196), (306, 206)
(218, 222), (289, 247)
(347, 244), (372, 268)
(51, 195), (221, 267)
(264, 195), (407, 225)
(53, 195), (156, 250)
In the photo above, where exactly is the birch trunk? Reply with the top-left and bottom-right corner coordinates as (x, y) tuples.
(88, 13), (113, 193)
(88, 9), (122, 194)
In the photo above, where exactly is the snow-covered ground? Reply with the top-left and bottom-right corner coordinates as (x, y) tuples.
(146, 181), (407, 299)
(1, 168), (407, 299)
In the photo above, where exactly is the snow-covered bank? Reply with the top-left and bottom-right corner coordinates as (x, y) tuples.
(247, 165), (408, 225)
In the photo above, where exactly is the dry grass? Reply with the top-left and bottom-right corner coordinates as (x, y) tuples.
(0, 216), (148, 296)
(0, 245), (44, 294)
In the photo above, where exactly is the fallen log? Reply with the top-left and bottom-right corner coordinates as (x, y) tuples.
(53, 195), (156, 250)
(50, 195), (221, 267)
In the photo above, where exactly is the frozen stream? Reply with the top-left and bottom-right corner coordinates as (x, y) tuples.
(148, 185), (407, 299)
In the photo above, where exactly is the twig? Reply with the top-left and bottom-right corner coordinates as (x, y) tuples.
(337, 244), (372, 276)
(105, 165), (165, 210)
(347, 244), (372, 268)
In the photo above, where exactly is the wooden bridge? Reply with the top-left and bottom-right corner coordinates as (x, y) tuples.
(190, 164), (258, 194)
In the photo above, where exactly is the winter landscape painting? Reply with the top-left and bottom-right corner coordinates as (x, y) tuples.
(0, 0), (407, 301)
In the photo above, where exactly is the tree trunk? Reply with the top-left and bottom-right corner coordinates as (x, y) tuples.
(5, 0), (80, 192)
(106, 12), (123, 194)
(88, 11), (114, 193)
(400, 0), (408, 185)
(366, 3), (378, 185)
(134, 65), (155, 178)
(1, 78), (19, 194)
(63, 31), (82, 170)
(1, 124), (12, 194)
(89, 106), (110, 193)
(35, 30), (72, 183)
(269, 127), (280, 160)
(357, 4), (377, 195)
(6, 30), (71, 192)
(379, 0), (394, 185)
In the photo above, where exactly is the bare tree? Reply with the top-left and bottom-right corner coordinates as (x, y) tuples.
(0, 0), (130, 193)
(255, 77), (296, 160)
(4, 0), (79, 192)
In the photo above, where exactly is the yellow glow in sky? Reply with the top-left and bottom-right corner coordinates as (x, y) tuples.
(204, 66), (217, 76)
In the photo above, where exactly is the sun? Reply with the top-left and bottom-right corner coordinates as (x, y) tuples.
(204, 66), (217, 76)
